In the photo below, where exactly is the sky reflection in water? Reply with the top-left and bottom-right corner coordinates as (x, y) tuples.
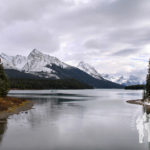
(0, 89), (150, 150)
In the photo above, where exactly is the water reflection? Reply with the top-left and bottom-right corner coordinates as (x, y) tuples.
(0, 119), (7, 145)
(136, 105), (150, 144)
(0, 90), (147, 150)
(8, 97), (85, 129)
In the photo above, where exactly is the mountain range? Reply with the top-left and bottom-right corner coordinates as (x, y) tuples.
(1, 49), (144, 88)
(77, 61), (145, 86)
(102, 74), (145, 86)
(0, 49), (123, 88)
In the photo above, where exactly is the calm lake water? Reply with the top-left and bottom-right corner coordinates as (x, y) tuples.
(0, 89), (150, 150)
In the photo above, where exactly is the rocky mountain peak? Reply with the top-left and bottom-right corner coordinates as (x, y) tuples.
(31, 49), (42, 54)
(78, 61), (103, 80)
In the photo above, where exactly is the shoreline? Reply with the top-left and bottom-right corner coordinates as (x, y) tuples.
(0, 97), (33, 120)
(127, 99), (150, 114)
(126, 99), (144, 106)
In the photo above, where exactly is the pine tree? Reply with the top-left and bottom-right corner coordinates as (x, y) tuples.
(0, 63), (9, 97)
(145, 59), (150, 100)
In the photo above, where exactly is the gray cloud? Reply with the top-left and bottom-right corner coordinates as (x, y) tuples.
(112, 48), (140, 56)
(0, 0), (150, 77)
(0, 0), (66, 24)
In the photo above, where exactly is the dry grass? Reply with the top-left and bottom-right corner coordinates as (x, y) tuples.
(0, 97), (25, 111)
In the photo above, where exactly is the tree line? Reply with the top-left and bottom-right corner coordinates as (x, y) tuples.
(0, 61), (92, 97)
(125, 84), (145, 90)
(9, 78), (92, 90)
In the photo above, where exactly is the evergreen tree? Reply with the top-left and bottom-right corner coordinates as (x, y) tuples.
(0, 63), (9, 97)
(145, 59), (150, 99)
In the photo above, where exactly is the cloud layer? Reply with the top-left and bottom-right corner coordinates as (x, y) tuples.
(0, 0), (150, 79)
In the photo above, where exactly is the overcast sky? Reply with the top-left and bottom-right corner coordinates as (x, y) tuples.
(0, 0), (150, 78)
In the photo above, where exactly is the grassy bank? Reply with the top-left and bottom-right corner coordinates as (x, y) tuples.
(0, 97), (25, 111)
(0, 97), (33, 119)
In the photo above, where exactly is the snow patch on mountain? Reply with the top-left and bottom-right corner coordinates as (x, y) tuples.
(77, 61), (103, 80)
(13, 55), (27, 70)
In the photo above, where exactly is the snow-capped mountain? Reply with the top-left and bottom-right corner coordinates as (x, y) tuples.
(77, 61), (103, 80)
(23, 49), (69, 78)
(0, 53), (27, 70)
(23, 49), (69, 72)
(77, 61), (145, 86)
(102, 74), (145, 86)
(0, 49), (123, 88)
(0, 49), (70, 79)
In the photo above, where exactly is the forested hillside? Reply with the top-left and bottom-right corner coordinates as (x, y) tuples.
(9, 79), (93, 89)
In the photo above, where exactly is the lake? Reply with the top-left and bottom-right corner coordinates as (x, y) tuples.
(0, 89), (150, 150)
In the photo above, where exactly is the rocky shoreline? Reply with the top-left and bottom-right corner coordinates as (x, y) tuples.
(127, 99), (150, 114)
(126, 99), (144, 106)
